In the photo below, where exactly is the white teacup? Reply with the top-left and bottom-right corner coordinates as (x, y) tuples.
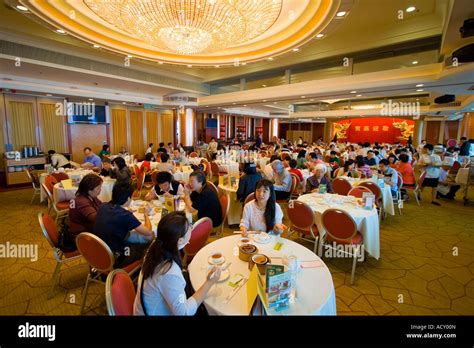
(210, 252), (225, 265)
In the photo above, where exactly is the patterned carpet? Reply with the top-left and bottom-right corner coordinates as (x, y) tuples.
(0, 185), (473, 316)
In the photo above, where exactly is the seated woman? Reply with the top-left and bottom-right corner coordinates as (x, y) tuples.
(236, 163), (262, 203)
(355, 155), (372, 178)
(183, 171), (222, 227)
(271, 160), (292, 200)
(296, 149), (307, 169)
(240, 179), (286, 236)
(388, 154), (399, 169)
(110, 156), (132, 185)
(134, 212), (221, 315)
(336, 159), (360, 178)
(145, 171), (184, 200)
(67, 174), (103, 249)
(305, 163), (333, 193)
(141, 152), (155, 174)
(98, 144), (110, 159)
(156, 153), (175, 174)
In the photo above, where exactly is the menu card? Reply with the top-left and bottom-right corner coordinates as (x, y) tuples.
(318, 184), (327, 194)
(257, 266), (292, 313)
(362, 192), (375, 210)
(218, 175), (224, 186)
(61, 179), (73, 189)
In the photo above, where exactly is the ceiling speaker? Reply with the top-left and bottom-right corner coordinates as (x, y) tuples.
(460, 18), (474, 38)
(434, 94), (455, 104)
(452, 43), (474, 63)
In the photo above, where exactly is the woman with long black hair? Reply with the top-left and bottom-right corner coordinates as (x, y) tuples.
(134, 211), (220, 316)
(240, 179), (286, 236)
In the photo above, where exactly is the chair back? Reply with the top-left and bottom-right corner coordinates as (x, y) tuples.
(289, 173), (300, 197)
(51, 172), (69, 182)
(333, 168), (344, 177)
(151, 170), (158, 186)
(321, 209), (358, 242)
(449, 161), (461, 174)
(26, 169), (40, 189)
(348, 186), (372, 198)
(184, 217), (212, 258)
(358, 181), (382, 201)
(189, 152), (199, 158)
(332, 178), (352, 196)
(38, 212), (60, 248)
(206, 181), (219, 197)
(41, 183), (54, 204)
(418, 171), (427, 187)
(105, 269), (136, 316)
(219, 193), (230, 227)
(201, 159), (211, 177)
(76, 232), (115, 273)
(287, 201), (315, 230)
(44, 175), (58, 194)
(244, 192), (255, 205)
(211, 162), (220, 176)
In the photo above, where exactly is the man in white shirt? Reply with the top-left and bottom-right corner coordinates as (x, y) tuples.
(48, 150), (71, 169)
(417, 140), (426, 154)
(418, 144), (442, 205)
(208, 137), (218, 155)
(146, 143), (154, 154)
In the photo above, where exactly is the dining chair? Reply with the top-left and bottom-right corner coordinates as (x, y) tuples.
(133, 171), (146, 199)
(320, 209), (364, 284)
(41, 183), (69, 223)
(206, 181), (219, 197)
(332, 178), (352, 196)
(244, 192), (255, 205)
(287, 200), (319, 254)
(183, 217), (213, 268)
(26, 168), (41, 204)
(358, 181), (384, 220)
(393, 173), (404, 215)
(347, 186), (372, 198)
(189, 152), (199, 158)
(404, 171), (424, 206)
(51, 172), (69, 182)
(201, 159), (211, 179)
(76, 232), (142, 315)
(215, 193), (230, 237)
(105, 269), (136, 316)
(38, 212), (82, 299)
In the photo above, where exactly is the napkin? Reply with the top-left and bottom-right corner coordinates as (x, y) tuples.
(61, 179), (73, 189)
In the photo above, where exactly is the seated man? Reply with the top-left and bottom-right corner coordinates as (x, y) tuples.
(82, 147), (102, 169)
(171, 149), (188, 165)
(378, 159), (399, 197)
(145, 171), (184, 200)
(94, 183), (153, 268)
(366, 150), (379, 166)
(156, 153), (175, 173)
(183, 171), (222, 227)
(436, 165), (461, 200)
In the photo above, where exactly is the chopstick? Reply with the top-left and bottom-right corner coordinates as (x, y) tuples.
(223, 277), (248, 304)
(233, 231), (259, 234)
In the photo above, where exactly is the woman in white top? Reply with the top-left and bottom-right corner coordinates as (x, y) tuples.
(240, 179), (287, 236)
(134, 212), (220, 316)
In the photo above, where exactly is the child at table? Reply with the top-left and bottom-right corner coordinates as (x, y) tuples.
(134, 212), (220, 316)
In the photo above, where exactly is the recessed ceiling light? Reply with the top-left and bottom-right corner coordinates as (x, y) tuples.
(46, 94), (52, 97)
(350, 90), (357, 94)
(243, 105), (247, 107)
(93, 44), (100, 48)
(356, 94), (362, 97)
(262, 84), (267, 87)
(336, 11), (346, 17)
(263, 100), (267, 102)
(416, 89), (424, 92)
(316, 34), (324, 38)
(310, 99), (315, 101)
(412, 61), (418, 65)
(127, 54), (133, 58)
(416, 83), (424, 87)
(88, 98), (94, 101)
(301, 96), (306, 98)
(187, 64), (193, 68)
(267, 57), (274, 61)
(232, 103), (236, 105)
(241, 62), (247, 65)
(416, 98), (420, 101)
(406, 6), (416, 13)
(56, 29), (66, 34)
(158, 61), (164, 64)
(292, 48), (299, 52)
(16, 5), (28, 11)
(205, 106), (209, 107)
(273, 102), (277, 104)
(122, 102), (126, 105)
(215, 65), (220, 68)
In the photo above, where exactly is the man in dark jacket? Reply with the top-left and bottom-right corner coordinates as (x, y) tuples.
(237, 163), (262, 203)
(459, 137), (471, 157)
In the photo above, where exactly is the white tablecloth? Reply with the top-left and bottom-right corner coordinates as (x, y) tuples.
(339, 176), (395, 216)
(188, 235), (336, 315)
(173, 171), (192, 183)
(218, 183), (241, 225)
(53, 178), (116, 203)
(297, 193), (380, 259)
(215, 161), (240, 177)
(40, 169), (94, 202)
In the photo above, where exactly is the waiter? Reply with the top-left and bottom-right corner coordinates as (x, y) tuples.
(48, 150), (71, 169)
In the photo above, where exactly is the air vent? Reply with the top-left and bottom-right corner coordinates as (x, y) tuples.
(163, 96), (198, 102)
(430, 101), (461, 108)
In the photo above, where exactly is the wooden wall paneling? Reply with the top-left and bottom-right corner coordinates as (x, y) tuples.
(69, 124), (107, 162)
(425, 121), (441, 145)
(262, 118), (270, 143)
(444, 121), (458, 143)
(312, 123), (325, 143)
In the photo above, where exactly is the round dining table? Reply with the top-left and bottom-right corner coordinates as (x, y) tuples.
(297, 192), (380, 260)
(53, 177), (116, 203)
(188, 235), (336, 315)
(215, 160), (240, 177)
(40, 169), (94, 202)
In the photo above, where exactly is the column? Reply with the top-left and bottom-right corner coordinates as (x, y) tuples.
(438, 120), (445, 144)
(413, 120), (424, 146)
(270, 118), (279, 140)
(324, 119), (333, 143)
(240, 78), (246, 91)
(285, 69), (291, 84)
(179, 108), (195, 147)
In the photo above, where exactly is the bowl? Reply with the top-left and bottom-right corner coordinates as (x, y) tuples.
(249, 254), (270, 274)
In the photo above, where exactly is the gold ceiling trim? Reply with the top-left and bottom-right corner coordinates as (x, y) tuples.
(22, 0), (341, 66)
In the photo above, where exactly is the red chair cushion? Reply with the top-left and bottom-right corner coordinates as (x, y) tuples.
(56, 201), (70, 210)
(111, 272), (136, 315)
(326, 231), (363, 245)
(64, 250), (81, 258)
(292, 224), (319, 237)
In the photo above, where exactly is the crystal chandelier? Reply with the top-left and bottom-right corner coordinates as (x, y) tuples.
(83, 0), (283, 55)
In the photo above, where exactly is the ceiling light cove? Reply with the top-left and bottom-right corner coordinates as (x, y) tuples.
(24, 0), (344, 66)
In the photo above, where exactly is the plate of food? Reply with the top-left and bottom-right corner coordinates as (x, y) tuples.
(252, 232), (272, 244)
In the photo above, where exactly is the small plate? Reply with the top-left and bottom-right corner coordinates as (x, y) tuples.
(216, 269), (230, 283)
(208, 255), (226, 265)
(252, 232), (272, 244)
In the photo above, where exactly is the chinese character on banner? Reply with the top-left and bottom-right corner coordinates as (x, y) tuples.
(355, 126), (361, 131)
(382, 126), (389, 131)
(373, 126), (379, 132)
(363, 126), (370, 131)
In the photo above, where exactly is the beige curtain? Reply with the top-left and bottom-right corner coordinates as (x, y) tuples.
(40, 103), (67, 153)
(160, 111), (174, 145)
(146, 111), (159, 149)
(111, 109), (127, 154)
(129, 110), (144, 158)
(9, 101), (37, 150)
